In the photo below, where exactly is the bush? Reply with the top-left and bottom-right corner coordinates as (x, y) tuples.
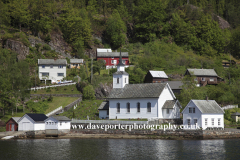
(83, 85), (95, 100)
(43, 44), (51, 51)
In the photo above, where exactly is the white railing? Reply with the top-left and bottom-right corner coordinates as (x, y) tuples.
(71, 119), (148, 125)
(46, 106), (63, 117)
(222, 105), (238, 110)
(30, 82), (76, 91)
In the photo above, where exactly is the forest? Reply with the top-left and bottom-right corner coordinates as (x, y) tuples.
(1, 0), (240, 112)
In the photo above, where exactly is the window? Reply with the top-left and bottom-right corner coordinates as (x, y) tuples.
(189, 108), (192, 113)
(111, 60), (116, 64)
(50, 65), (53, 68)
(212, 118), (214, 126)
(187, 119), (191, 126)
(167, 109), (169, 114)
(60, 122), (62, 126)
(42, 72), (49, 77)
(46, 122), (48, 125)
(194, 77), (198, 81)
(122, 60), (125, 64)
(117, 78), (119, 84)
(42, 65), (45, 68)
(58, 73), (64, 76)
(205, 118), (208, 126)
(125, 78), (126, 83)
(127, 103), (130, 113)
(193, 108), (195, 113)
(210, 78), (214, 81)
(147, 102), (151, 112)
(58, 65), (63, 68)
(137, 102), (140, 112)
(194, 119), (197, 125)
(202, 78), (205, 81)
(117, 103), (120, 113)
(218, 118), (221, 126)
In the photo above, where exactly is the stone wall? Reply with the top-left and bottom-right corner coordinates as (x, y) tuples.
(69, 129), (240, 140)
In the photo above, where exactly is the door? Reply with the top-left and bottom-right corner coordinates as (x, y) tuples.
(11, 124), (15, 131)
(23, 122), (30, 131)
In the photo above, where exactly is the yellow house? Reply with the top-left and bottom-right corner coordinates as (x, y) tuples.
(231, 112), (240, 122)
(70, 59), (84, 69)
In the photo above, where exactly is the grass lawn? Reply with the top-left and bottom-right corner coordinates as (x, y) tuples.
(0, 127), (6, 132)
(31, 84), (81, 94)
(44, 97), (79, 114)
(60, 100), (103, 120)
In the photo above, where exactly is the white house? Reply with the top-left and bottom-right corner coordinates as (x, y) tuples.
(99, 53), (181, 119)
(44, 116), (71, 132)
(182, 100), (225, 130)
(38, 59), (67, 84)
(18, 113), (48, 131)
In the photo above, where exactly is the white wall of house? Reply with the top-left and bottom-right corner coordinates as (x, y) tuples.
(45, 117), (58, 130)
(201, 114), (224, 130)
(38, 65), (66, 83)
(162, 104), (181, 119)
(113, 74), (129, 88)
(99, 110), (109, 119)
(34, 123), (45, 130)
(158, 85), (176, 118)
(109, 98), (158, 119)
(18, 116), (34, 131)
(58, 121), (71, 130)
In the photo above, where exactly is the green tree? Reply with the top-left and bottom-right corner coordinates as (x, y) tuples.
(83, 85), (95, 100)
(105, 9), (127, 49)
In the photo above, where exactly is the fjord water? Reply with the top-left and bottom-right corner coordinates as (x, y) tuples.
(0, 139), (240, 160)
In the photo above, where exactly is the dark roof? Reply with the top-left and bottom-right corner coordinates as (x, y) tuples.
(164, 81), (183, 90)
(51, 116), (71, 121)
(26, 113), (48, 122)
(108, 83), (166, 99)
(191, 100), (224, 114)
(162, 100), (176, 109)
(231, 112), (240, 116)
(38, 59), (67, 65)
(113, 71), (129, 75)
(98, 101), (109, 110)
(97, 52), (128, 57)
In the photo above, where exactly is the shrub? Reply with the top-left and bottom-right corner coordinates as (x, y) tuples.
(83, 85), (95, 100)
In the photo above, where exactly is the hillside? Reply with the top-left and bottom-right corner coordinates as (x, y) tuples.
(1, 0), (240, 117)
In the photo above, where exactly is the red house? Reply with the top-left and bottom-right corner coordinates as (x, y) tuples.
(96, 49), (129, 69)
(6, 117), (21, 131)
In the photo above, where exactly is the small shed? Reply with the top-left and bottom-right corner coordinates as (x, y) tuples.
(44, 116), (71, 135)
(231, 112), (240, 122)
(6, 117), (21, 131)
(144, 70), (168, 83)
(70, 59), (84, 69)
(18, 113), (48, 131)
(98, 101), (109, 119)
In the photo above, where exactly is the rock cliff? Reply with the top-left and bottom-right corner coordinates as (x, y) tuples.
(4, 39), (29, 60)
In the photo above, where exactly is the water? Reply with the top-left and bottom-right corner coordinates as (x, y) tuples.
(0, 139), (240, 160)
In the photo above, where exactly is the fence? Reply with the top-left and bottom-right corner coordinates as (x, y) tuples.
(46, 106), (62, 117)
(71, 119), (148, 125)
(30, 82), (76, 91)
(64, 97), (82, 111)
(222, 105), (238, 110)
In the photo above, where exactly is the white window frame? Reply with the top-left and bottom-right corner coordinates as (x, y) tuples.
(42, 65), (45, 68)
(212, 118), (214, 126)
(193, 107), (195, 113)
(167, 109), (169, 114)
(187, 119), (191, 126)
(57, 73), (64, 77)
(147, 102), (151, 112)
(117, 78), (119, 84)
(42, 72), (49, 77)
(202, 78), (205, 81)
(205, 118), (208, 126)
(210, 78), (214, 81)
(127, 103), (130, 113)
(218, 118), (221, 126)
(194, 119), (197, 125)
(58, 65), (63, 68)
(137, 102), (140, 113)
(50, 65), (53, 68)
(117, 103), (120, 113)
(189, 108), (192, 113)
